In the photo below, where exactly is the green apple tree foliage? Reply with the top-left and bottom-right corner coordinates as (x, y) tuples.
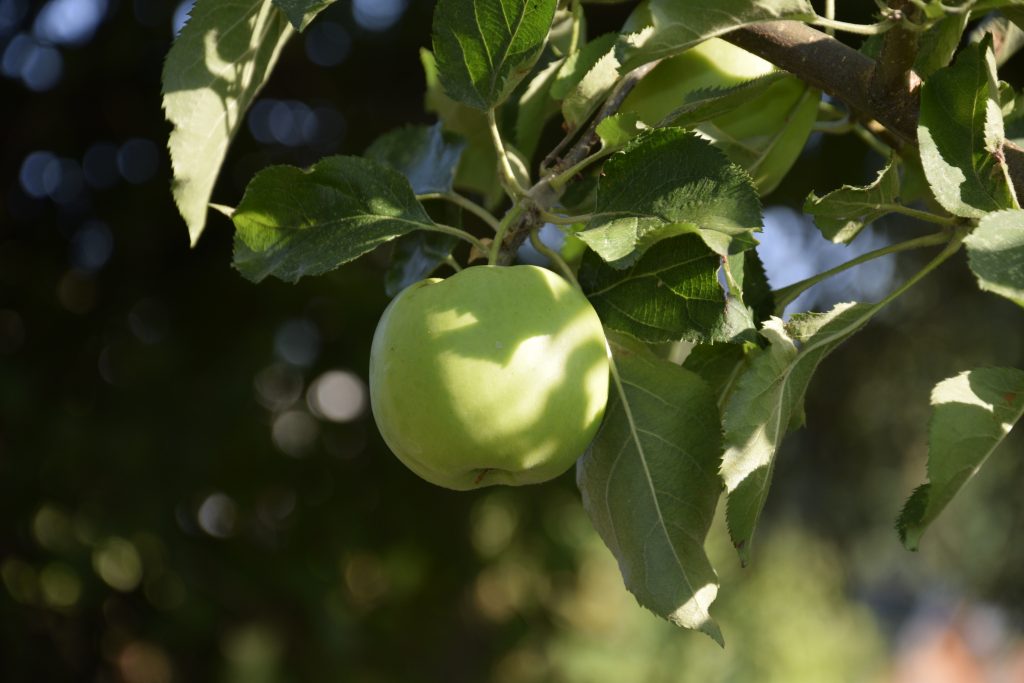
(162, 0), (1024, 643)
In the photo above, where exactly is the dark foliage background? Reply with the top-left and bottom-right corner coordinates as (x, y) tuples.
(1, 1), (1023, 681)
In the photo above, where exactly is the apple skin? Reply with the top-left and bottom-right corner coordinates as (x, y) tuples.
(369, 265), (610, 490)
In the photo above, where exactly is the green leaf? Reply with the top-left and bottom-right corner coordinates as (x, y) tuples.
(734, 249), (774, 326)
(914, 11), (969, 79)
(579, 129), (762, 266)
(917, 35), (1018, 218)
(659, 73), (786, 129)
(364, 123), (466, 195)
(579, 234), (752, 344)
(804, 159), (901, 244)
(595, 112), (646, 150)
(162, 0), (295, 245)
(721, 303), (874, 564)
(232, 156), (437, 283)
(432, 0), (559, 110)
(896, 367), (1024, 550)
(385, 233), (459, 297)
(964, 208), (1024, 307)
(552, 34), (621, 130)
(703, 81), (819, 197)
(271, 0), (335, 30)
(619, 0), (816, 70)
(682, 342), (750, 408)
(550, 33), (617, 100)
(577, 337), (724, 643)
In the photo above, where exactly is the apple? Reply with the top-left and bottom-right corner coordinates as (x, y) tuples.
(369, 265), (610, 490)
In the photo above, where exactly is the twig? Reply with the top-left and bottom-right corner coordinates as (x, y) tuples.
(869, 1), (923, 125)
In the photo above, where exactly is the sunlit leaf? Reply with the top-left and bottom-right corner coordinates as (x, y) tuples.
(232, 156), (437, 283)
(896, 367), (1024, 550)
(619, 0), (816, 70)
(579, 129), (761, 266)
(917, 35), (1018, 218)
(551, 34), (620, 130)
(964, 208), (1024, 307)
(163, 0), (298, 245)
(578, 336), (724, 643)
(432, 0), (559, 110)
(805, 159), (901, 244)
(721, 303), (873, 564)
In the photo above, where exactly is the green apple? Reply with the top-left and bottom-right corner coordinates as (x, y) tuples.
(369, 265), (610, 490)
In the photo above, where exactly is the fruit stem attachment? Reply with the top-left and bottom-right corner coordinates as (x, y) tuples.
(529, 227), (579, 287)
(487, 109), (528, 199)
(417, 192), (501, 232)
(771, 230), (952, 315)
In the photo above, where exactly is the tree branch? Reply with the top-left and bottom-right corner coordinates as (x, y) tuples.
(868, 1), (923, 127)
(723, 19), (1024, 202)
(723, 21), (918, 142)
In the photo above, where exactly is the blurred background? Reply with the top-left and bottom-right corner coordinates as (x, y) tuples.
(2, 0), (1024, 681)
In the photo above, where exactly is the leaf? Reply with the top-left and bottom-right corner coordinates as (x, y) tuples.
(432, 0), (559, 110)
(579, 128), (762, 266)
(660, 73), (786, 129)
(618, 0), (816, 71)
(577, 337), (724, 643)
(550, 33), (617, 100)
(364, 123), (466, 195)
(914, 11), (969, 79)
(561, 37), (614, 130)
(735, 248), (774, 326)
(595, 111), (646, 150)
(579, 233), (752, 344)
(896, 367), (1024, 550)
(271, 0), (335, 30)
(232, 156), (437, 283)
(385, 232), (459, 297)
(964, 208), (1024, 307)
(804, 159), (901, 244)
(702, 81), (820, 196)
(721, 302), (874, 564)
(682, 342), (750, 408)
(163, 0), (296, 245)
(917, 35), (1018, 219)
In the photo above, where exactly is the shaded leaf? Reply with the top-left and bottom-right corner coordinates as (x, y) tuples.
(682, 342), (750, 408)
(896, 367), (1024, 550)
(579, 234), (752, 343)
(579, 128), (762, 265)
(432, 0), (559, 110)
(964, 208), (1024, 307)
(163, 0), (295, 245)
(660, 73), (786, 129)
(595, 112), (646, 151)
(917, 35), (1018, 218)
(577, 337), (724, 643)
(553, 34), (621, 130)
(805, 159), (901, 244)
(364, 123), (466, 195)
(271, 0), (335, 30)
(721, 303), (874, 564)
(232, 156), (436, 283)
(385, 233), (459, 297)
